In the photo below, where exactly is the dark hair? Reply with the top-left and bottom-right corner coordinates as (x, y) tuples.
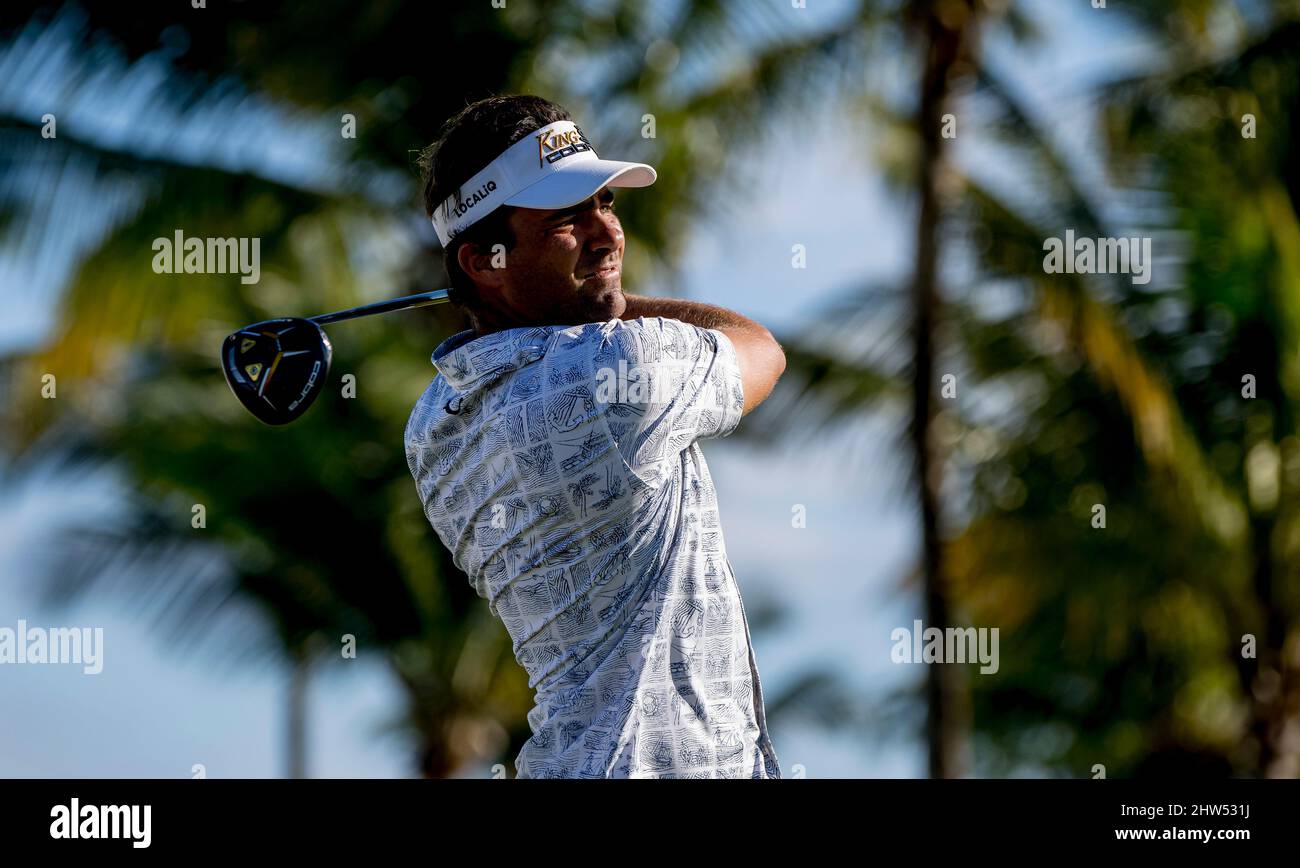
(418, 95), (573, 310)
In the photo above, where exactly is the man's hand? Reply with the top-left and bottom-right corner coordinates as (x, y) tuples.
(620, 296), (786, 415)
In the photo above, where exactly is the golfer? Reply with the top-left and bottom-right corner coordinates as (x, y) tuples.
(406, 95), (786, 778)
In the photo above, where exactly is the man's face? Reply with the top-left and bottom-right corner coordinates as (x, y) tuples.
(461, 187), (627, 328)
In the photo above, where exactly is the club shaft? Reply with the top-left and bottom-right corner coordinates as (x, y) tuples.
(308, 288), (451, 326)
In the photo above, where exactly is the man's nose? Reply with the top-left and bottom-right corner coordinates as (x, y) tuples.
(583, 209), (622, 252)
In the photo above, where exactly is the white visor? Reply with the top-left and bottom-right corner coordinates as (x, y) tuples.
(431, 120), (656, 246)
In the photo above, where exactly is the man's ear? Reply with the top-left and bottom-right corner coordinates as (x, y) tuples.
(456, 241), (506, 291)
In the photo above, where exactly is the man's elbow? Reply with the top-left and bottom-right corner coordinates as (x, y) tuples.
(736, 328), (786, 416)
(771, 334), (787, 380)
(760, 327), (786, 382)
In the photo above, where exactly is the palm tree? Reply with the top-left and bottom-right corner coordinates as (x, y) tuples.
(1097, 4), (1300, 776)
(902, 0), (983, 779)
(771, 0), (1300, 776)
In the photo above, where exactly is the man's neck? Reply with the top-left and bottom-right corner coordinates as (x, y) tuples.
(467, 299), (527, 337)
(471, 307), (567, 338)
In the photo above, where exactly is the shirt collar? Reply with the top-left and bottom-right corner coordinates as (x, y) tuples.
(431, 326), (556, 392)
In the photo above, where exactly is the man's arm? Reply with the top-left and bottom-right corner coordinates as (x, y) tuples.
(620, 296), (786, 416)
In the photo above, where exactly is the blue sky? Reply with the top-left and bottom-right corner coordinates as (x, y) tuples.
(0, 0), (1143, 778)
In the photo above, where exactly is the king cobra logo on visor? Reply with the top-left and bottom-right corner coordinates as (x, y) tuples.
(536, 126), (592, 167)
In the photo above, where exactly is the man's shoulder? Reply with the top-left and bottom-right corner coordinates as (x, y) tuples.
(405, 372), (458, 445)
(574, 316), (718, 366)
(543, 318), (663, 371)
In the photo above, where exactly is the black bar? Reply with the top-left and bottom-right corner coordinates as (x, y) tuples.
(0, 778), (1286, 855)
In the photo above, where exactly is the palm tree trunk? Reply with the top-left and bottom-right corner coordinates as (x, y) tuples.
(908, 0), (977, 779)
(287, 646), (310, 779)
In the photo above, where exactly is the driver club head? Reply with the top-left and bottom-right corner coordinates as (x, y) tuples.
(221, 317), (332, 425)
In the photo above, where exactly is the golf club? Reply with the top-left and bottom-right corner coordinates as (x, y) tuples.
(221, 288), (450, 425)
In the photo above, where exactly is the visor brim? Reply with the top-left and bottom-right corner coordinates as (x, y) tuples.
(504, 159), (656, 209)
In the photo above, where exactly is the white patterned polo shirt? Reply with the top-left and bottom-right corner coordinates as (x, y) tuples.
(404, 315), (781, 779)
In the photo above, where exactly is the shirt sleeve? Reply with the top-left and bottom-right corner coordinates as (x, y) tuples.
(595, 316), (745, 486)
